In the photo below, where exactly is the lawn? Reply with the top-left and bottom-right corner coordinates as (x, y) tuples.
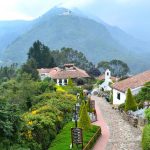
(49, 122), (100, 150)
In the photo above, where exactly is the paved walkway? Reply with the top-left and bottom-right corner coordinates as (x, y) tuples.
(92, 96), (142, 150)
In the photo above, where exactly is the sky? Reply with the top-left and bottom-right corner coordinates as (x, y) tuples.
(0, 0), (150, 41)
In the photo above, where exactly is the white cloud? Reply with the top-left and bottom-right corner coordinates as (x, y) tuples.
(60, 0), (94, 8)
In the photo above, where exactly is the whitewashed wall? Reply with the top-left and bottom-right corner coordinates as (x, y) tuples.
(113, 86), (143, 105)
(113, 89), (126, 105)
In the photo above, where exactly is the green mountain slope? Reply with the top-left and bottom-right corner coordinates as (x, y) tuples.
(1, 7), (150, 73)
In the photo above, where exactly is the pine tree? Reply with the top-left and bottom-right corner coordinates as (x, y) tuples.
(125, 88), (137, 112)
(78, 103), (91, 130)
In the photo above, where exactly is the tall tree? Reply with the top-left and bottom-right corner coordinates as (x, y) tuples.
(97, 59), (130, 77)
(125, 88), (137, 112)
(109, 59), (129, 77)
(28, 40), (55, 68)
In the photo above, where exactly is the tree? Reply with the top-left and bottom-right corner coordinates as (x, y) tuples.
(135, 82), (150, 102)
(109, 59), (129, 77)
(51, 47), (94, 72)
(97, 61), (110, 73)
(28, 40), (55, 68)
(21, 58), (39, 80)
(97, 59), (130, 77)
(125, 88), (137, 112)
(78, 103), (91, 130)
(0, 100), (22, 149)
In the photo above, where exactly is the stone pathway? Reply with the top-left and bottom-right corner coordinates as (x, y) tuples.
(92, 96), (142, 150)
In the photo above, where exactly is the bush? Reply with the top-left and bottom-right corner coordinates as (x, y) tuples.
(145, 108), (150, 124)
(142, 125), (150, 150)
(78, 103), (91, 130)
(118, 103), (125, 111)
(82, 84), (93, 91)
(125, 88), (137, 112)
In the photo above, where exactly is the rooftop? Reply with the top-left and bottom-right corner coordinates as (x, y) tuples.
(112, 70), (150, 92)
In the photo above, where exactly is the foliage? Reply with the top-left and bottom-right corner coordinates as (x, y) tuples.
(22, 105), (62, 150)
(21, 58), (39, 80)
(49, 122), (100, 150)
(28, 40), (55, 68)
(51, 47), (94, 73)
(135, 82), (150, 102)
(86, 98), (93, 113)
(125, 88), (137, 112)
(0, 63), (18, 83)
(68, 77), (73, 87)
(97, 59), (130, 77)
(78, 103), (91, 130)
(142, 125), (150, 150)
(0, 100), (22, 149)
(118, 103), (125, 111)
(82, 84), (93, 91)
(96, 80), (104, 85)
(145, 109), (150, 124)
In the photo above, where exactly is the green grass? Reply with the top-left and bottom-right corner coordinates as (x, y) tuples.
(49, 122), (100, 150)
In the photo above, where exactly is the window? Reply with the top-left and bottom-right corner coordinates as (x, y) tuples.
(107, 72), (109, 76)
(117, 92), (120, 100)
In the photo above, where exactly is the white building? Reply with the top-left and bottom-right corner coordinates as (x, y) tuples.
(38, 64), (90, 86)
(99, 69), (115, 91)
(112, 70), (150, 105)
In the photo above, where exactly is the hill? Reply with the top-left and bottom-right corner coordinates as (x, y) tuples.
(1, 7), (150, 73)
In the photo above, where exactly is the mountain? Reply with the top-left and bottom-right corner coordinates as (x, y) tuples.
(0, 20), (33, 58)
(1, 7), (150, 73)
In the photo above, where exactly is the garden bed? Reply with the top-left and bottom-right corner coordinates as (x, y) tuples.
(49, 122), (101, 150)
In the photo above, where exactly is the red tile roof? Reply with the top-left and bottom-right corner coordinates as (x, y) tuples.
(98, 74), (117, 81)
(113, 70), (150, 92)
(38, 66), (90, 79)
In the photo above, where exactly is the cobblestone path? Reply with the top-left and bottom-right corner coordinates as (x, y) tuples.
(92, 96), (142, 150)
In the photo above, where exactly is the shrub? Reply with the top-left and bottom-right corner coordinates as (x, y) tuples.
(68, 78), (73, 87)
(82, 84), (93, 91)
(125, 88), (137, 112)
(142, 125), (150, 150)
(118, 103), (125, 111)
(145, 108), (150, 124)
(86, 98), (93, 113)
(78, 103), (91, 130)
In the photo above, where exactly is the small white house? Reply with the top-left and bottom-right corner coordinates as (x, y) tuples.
(112, 70), (150, 105)
(99, 69), (113, 91)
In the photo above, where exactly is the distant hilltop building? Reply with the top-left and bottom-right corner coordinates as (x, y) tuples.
(38, 64), (90, 86)
(59, 9), (72, 16)
(112, 70), (150, 105)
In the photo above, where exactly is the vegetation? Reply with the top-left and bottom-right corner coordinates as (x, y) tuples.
(125, 88), (137, 112)
(142, 125), (150, 150)
(97, 59), (130, 77)
(78, 103), (91, 130)
(28, 40), (55, 68)
(145, 109), (150, 124)
(135, 82), (150, 103)
(49, 122), (100, 150)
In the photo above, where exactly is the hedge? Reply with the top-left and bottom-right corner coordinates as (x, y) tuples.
(49, 122), (100, 150)
(142, 125), (150, 150)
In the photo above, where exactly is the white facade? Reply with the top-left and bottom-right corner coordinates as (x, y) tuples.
(113, 86), (143, 105)
(56, 79), (68, 86)
(100, 69), (112, 91)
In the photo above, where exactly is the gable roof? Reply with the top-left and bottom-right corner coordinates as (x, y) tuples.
(113, 70), (150, 93)
(98, 74), (117, 81)
(38, 65), (90, 79)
